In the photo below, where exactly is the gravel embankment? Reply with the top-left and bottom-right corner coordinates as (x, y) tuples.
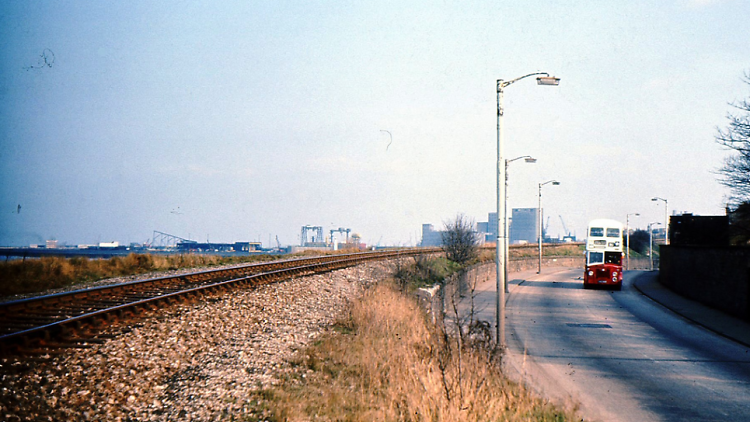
(0, 261), (395, 421)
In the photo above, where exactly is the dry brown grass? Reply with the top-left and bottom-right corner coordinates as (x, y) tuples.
(257, 282), (578, 421)
(0, 253), (274, 298)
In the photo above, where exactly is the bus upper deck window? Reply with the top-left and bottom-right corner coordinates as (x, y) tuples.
(590, 227), (604, 237)
(606, 228), (620, 237)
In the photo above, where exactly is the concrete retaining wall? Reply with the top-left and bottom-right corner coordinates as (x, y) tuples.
(419, 262), (495, 323)
(660, 246), (750, 320)
(418, 256), (585, 322)
(628, 257), (657, 271)
(507, 256), (584, 273)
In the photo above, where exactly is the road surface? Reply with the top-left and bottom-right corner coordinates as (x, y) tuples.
(473, 267), (750, 421)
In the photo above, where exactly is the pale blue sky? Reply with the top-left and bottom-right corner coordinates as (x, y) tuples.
(1, 0), (749, 247)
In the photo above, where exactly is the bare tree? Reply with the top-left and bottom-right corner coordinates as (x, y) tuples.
(441, 214), (478, 265)
(716, 71), (750, 203)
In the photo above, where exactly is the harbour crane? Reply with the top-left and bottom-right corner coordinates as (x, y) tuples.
(559, 215), (571, 237)
(329, 228), (351, 247)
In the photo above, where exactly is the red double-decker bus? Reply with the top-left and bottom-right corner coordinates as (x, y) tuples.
(584, 219), (624, 290)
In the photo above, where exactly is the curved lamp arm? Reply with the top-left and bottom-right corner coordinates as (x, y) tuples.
(498, 72), (550, 90)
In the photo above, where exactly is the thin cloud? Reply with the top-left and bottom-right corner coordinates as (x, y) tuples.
(685, 0), (727, 8)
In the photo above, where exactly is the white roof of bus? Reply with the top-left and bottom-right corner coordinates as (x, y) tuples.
(587, 219), (623, 229)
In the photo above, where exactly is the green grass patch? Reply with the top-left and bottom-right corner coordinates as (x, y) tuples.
(393, 255), (462, 290)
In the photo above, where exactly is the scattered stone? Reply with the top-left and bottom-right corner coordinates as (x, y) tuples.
(0, 261), (395, 421)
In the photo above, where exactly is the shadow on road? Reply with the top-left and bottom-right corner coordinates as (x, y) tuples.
(518, 279), (583, 290)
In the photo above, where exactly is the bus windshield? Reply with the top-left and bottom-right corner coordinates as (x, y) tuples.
(605, 251), (622, 265)
(588, 251), (604, 265)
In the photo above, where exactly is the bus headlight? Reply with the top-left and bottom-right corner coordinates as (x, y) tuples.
(588, 271), (593, 276)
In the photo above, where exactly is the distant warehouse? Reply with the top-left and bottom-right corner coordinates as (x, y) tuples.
(176, 241), (262, 253)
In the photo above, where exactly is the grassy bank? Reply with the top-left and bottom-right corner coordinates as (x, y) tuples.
(249, 258), (578, 421)
(0, 253), (275, 297)
(509, 243), (584, 258)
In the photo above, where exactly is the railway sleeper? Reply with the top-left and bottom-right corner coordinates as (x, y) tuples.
(16, 309), (76, 317)
(121, 294), (167, 301)
(0, 324), (54, 334)
(41, 339), (95, 349)
(117, 308), (134, 319)
(85, 300), (134, 307)
(14, 344), (68, 357)
(0, 317), (64, 325)
(59, 305), (107, 313)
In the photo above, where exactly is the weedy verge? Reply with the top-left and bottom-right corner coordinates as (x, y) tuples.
(247, 272), (579, 421)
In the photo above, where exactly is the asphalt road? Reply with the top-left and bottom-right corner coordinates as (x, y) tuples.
(488, 268), (750, 422)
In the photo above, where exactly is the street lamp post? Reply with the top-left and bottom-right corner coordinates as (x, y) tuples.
(648, 222), (661, 271)
(652, 197), (669, 245)
(537, 180), (560, 274)
(496, 73), (559, 348)
(626, 213), (640, 270)
(504, 156), (536, 293)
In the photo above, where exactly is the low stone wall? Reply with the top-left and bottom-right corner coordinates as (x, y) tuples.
(628, 257), (656, 271)
(417, 256), (584, 322)
(660, 246), (750, 320)
(453, 261), (494, 298)
(507, 256), (584, 273)
(417, 262), (494, 323)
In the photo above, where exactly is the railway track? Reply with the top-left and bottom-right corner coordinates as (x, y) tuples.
(0, 248), (440, 355)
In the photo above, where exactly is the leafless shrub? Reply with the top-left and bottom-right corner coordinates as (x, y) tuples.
(441, 214), (479, 265)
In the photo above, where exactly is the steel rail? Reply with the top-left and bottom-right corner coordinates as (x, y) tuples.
(0, 249), (429, 311)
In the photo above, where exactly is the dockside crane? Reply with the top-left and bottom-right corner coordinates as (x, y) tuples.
(559, 215), (571, 237)
(329, 228), (351, 246)
(559, 215), (576, 241)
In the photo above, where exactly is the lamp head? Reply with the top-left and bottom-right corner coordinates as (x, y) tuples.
(540, 180), (559, 187)
(525, 157), (537, 163)
(537, 76), (561, 86)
